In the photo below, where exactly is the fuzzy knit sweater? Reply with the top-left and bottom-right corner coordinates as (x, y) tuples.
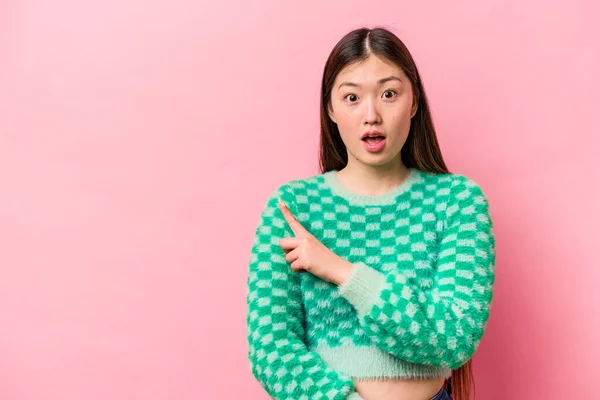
(245, 167), (496, 400)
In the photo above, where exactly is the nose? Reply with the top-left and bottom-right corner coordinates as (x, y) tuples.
(363, 97), (381, 125)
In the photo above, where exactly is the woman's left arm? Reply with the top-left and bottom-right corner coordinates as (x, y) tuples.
(337, 177), (496, 369)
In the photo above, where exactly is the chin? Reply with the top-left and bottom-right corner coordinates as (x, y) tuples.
(360, 154), (402, 167)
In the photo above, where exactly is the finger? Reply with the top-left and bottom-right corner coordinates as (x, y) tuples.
(285, 246), (300, 264)
(290, 259), (304, 272)
(278, 197), (309, 237)
(279, 237), (302, 251)
(289, 256), (305, 272)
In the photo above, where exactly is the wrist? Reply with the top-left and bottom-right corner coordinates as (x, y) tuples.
(337, 262), (386, 315)
(334, 259), (354, 286)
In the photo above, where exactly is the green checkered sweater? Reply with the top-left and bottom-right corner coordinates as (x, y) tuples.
(246, 167), (496, 400)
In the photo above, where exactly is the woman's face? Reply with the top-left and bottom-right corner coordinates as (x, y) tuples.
(328, 55), (417, 167)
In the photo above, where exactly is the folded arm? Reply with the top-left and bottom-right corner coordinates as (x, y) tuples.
(337, 177), (496, 369)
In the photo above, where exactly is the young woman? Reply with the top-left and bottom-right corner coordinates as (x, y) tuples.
(246, 27), (496, 400)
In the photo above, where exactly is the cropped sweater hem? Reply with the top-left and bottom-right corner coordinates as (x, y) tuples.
(311, 342), (453, 380)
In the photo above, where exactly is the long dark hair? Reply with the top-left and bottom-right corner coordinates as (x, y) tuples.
(318, 27), (475, 400)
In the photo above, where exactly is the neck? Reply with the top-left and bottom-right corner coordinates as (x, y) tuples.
(336, 160), (411, 197)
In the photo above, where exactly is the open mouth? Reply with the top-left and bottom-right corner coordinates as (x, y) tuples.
(362, 136), (385, 144)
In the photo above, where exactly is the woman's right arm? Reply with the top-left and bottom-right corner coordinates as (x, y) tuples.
(246, 183), (363, 400)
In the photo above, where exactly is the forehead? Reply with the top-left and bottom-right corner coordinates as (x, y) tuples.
(335, 56), (406, 83)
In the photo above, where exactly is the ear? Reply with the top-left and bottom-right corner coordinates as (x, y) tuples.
(328, 103), (337, 124)
(411, 98), (418, 119)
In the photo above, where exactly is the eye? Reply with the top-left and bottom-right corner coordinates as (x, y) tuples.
(344, 93), (358, 102)
(383, 90), (397, 99)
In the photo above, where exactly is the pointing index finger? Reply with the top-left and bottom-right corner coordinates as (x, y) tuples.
(278, 197), (304, 236)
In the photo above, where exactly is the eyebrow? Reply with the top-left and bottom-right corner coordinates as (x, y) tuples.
(337, 76), (403, 91)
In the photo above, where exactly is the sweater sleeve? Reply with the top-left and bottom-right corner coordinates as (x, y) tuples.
(246, 183), (363, 400)
(337, 177), (496, 370)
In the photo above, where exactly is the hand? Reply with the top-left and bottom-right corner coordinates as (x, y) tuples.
(277, 197), (353, 286)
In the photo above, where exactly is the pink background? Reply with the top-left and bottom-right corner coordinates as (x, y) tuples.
(1, 1), (598, 399)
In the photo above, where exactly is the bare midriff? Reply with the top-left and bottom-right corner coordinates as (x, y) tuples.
(354, 376), (446, 400)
